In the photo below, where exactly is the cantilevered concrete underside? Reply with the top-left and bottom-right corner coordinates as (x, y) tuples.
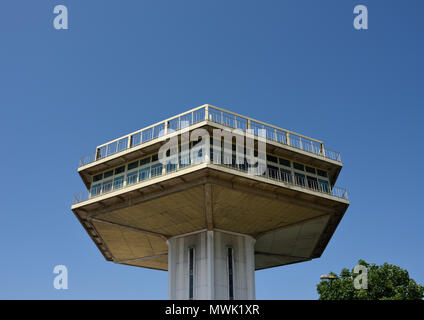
(72, 165), (348, 271)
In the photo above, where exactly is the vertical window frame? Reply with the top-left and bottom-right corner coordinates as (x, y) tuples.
(227, 247), (235, 300)
(188, 247), (195, 300)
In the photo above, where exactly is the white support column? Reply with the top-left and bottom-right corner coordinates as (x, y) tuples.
(207, 230), (214, 300)
(245, 236), (256, 300)
(167, 230), (256, 300)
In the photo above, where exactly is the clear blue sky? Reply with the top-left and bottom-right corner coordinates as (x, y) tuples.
(1, 0), (423, 299)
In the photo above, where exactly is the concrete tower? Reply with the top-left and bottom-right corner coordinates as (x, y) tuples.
(72, 104), (349, 300)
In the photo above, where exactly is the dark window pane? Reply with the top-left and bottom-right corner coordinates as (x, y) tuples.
(115, 166), (125, 175)
(151, 154), (159, 162)
(317, 169), (328, 178)
(293, 162), (305, 171)
(280, 169), (292, 183)
(140, 157), (151, 166)
(93, 174), (103, 182)
(295, 173), (305, 186)
(228, 248), (234, 300)
(104, 170), (114, 178)
(319, 179), (330, 193)
(279, 158), (291, 167)
(266, 155), (278, 163)
(306, 166), (316, 174)
(267, 165), (279, 179)
(189, 248), (195, 300)
(128, 161), (139, 171)
(307, 176), (319, 190)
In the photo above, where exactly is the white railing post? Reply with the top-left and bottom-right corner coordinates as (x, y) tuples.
(205, 105), (209, 121)
(320, 143), (326, 157)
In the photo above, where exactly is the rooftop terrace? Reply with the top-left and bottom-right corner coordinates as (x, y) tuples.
(78, 105), (342, 168)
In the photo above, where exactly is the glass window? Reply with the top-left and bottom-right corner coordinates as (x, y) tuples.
(279, 158), (291, 167)
(140, 157), (151, 166)
(114, 166), (125, 175)
(295, 173), (306, 187)
(113, 176), (124, 190)
(104, 170), (114, 179)
(93, 173), (103, 182)
(151, 154), (159, 162)
(306, 166), (316, 174)
(317, 169), (328, 178)
(128, 161), (139, 171)
(188, 248), (195, 300)
(179, 153), (190, 168)
(228, 248), (234, 300)
(139, 167), (150, 181)
(307, 176), (319, 190)
(151, 163), (163, 177)
(126, 171), (138, 185)
(280, 168), (292, 183)
(319, 179), (330, 193)
(293, 162), (305, 171)
(102, 180), (113, 193)
(166, 161), (177, 173)
(266, 155), (278, 163)
(90, 184), (101, 197)
(267, 165), (279, 179)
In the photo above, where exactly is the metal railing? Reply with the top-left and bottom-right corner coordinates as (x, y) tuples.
(73, 158), (348, 205)
(78, 105), (342, 167)
(218, 164), (348, 200)
(207, 107), (341, 162)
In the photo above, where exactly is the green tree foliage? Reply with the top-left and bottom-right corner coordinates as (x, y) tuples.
(317, 260), (424, 300)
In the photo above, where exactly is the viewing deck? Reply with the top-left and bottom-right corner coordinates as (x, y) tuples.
(78, 105), (342, 168)
(73, 157), (348, 205)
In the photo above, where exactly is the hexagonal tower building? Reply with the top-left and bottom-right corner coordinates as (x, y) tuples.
(71, 104), (349, 300)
